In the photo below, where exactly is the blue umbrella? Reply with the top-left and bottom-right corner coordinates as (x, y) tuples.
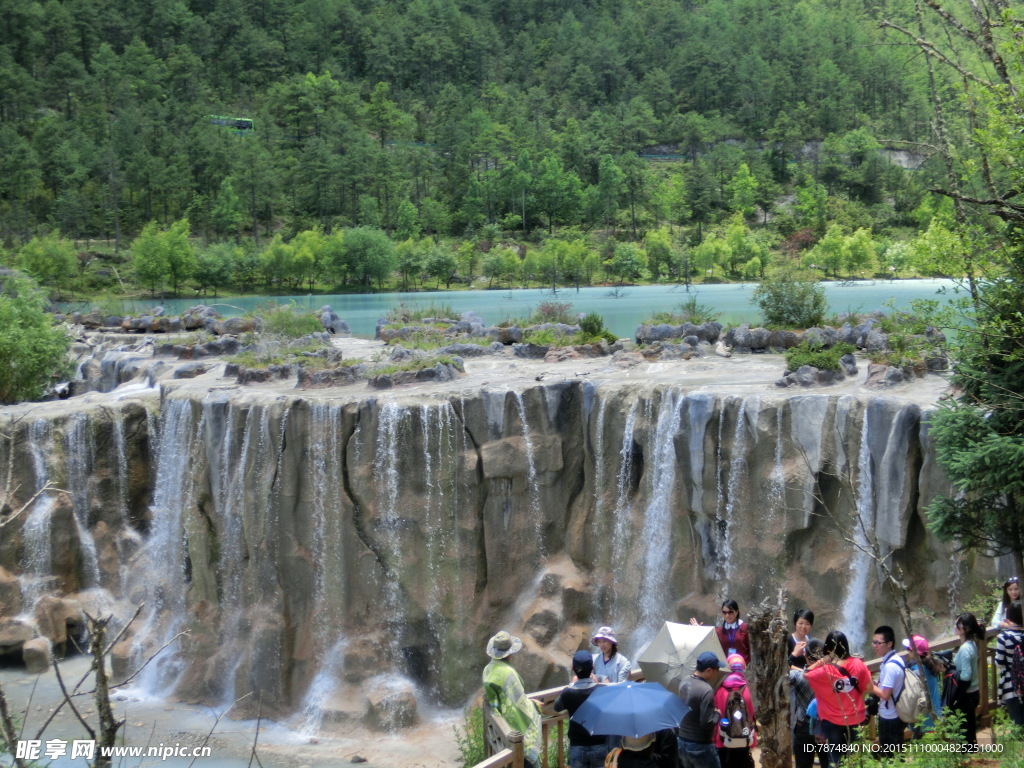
(570, 681), (690, 739)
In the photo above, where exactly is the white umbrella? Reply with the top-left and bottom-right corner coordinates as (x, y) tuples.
(637, 621), (726, 688)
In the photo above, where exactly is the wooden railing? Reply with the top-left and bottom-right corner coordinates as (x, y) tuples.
(474, 631), (1002, 768)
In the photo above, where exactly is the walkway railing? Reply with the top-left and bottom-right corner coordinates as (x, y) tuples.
(473, 630), (1002, 768)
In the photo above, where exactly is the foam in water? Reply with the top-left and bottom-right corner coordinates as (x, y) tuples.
(296, 635), (347, 737)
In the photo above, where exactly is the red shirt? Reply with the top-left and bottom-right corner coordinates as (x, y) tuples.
(805, 657), (869, 726)
(716, 623), (751, 664)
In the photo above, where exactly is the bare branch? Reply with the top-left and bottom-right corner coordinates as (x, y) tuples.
(109, 631), (188, 691)
(879, 19), (1000, 91)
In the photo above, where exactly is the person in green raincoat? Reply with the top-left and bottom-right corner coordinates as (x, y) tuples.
(483, 631), (543, 768)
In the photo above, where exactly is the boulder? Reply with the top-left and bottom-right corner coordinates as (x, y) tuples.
(296, 364), (365, 389)
(22, 637), (52, 673)
(318, 306), (350, 335)
(489, 326), (523, 344)
(213, 317), (257, 335)
(512, 343), (549, 359)
(181, 305), (220, 330)
(0, 618), (34, 650)
(173, 362), (210, 379)
(523, 607), (560, 646)
(364, 678), (418, 730)
(0, 566), (21, 616)
(34, 595), (84, 650)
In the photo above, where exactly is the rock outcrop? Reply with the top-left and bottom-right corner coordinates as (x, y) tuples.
(0, 372), (992, 730)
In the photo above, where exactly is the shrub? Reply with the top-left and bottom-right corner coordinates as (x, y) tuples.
(0, 277), (73, 404)
(253, 302), (323, 338)
(785, 341), (855, 372)
(530, 301), (575, 324)
(578, 312), (618, 344)
(753, 267), (827, 328)
(453, 706), (485, 768)
(647, 294), (720, 325)
(383, 302), (457, 324)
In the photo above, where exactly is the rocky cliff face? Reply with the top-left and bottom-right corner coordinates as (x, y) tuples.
(0, 376), (988, 728)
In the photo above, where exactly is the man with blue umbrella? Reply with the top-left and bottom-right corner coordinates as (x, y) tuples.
(676, 652), (723, 768)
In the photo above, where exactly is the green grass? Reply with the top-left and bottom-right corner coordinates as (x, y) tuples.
(785, 341), (855, 372)
(372, 355), (460, 375)
(383, 302), (458, 324)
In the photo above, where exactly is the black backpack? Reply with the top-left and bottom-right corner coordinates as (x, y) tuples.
(828, 663), (860, 695)
(937, 654), (960, 709)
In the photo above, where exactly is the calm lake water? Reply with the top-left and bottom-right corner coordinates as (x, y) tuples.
(86, 279), (959, 339)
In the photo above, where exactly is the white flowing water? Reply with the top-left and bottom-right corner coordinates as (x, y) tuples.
(840, 408), (875, 653)
(20, 420), (56, 612)
(512, 391), (543, 555)
(610, 399), (639, 584)
(65, 413), (101, 588)
(296, 635), (347, 738)
(132, 398), (204, 697)
(372, 402), (408, 621)
(637, 389), (685, 644)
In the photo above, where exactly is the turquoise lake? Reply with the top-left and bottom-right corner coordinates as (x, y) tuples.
(80, 279), (961, 339)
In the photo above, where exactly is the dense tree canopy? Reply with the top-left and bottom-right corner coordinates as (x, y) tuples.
(0, 0), (958, 249)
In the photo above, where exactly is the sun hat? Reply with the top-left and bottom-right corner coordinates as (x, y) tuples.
(695, 651), (722, 671)
(902, 634), (930, 656)
(486, 631), (523, 659)
(591, 626), (618, 645)
(727, 653), (746, 671)
(621, 733), (656, 751)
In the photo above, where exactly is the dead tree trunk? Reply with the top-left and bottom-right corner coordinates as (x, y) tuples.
(747, 592), (791, 768)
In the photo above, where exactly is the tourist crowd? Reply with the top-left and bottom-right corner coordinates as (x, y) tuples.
(481, 578), (1023, 768)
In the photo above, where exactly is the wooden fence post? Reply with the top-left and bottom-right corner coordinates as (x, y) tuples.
(508, 731), (524, 768)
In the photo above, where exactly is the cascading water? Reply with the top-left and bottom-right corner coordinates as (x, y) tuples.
(609, 399), (639, 584)
(512, 391), (543, 555)
(65, 413), (101, 588)
(372, 402), (408, 622)
(132, 398), (205, 697)
(636, 389), (685, 645)
(297, 635), (347, 738)
(839, 406), (874, 653)
(716, 396), (753, 589)
(295, 402), (347, 735)
(19, 420), (56, 612)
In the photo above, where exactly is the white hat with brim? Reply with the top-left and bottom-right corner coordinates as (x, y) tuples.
(591, 625), (618, 645)
(621, 733), (656, 751)
(486, 631), (523, 659)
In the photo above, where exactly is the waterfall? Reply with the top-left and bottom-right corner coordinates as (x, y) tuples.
(65, 413), (101, 588)
(684, 393), (716, 516)
(297, 636), (347, 737)
(372, 402), (408, 621)
(716, 397), (754, 589)
(840, 406), (874, 653)
(636, 389), (685, 645)
(133, 398), (205, 697)
(19, 420), (56, 612)
(610, 399), (639, 584)
(512, 391), (543, 555)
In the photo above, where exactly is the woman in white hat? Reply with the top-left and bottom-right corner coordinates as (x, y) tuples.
(482, 631), (543, 768)
(591, 626), (632, 684)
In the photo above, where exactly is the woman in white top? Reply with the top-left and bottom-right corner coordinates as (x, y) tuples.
(991, 577), (1020, 628)
(591, 626), (631, 683)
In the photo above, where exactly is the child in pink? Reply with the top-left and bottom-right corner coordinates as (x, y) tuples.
(713, 654), (757, 768)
